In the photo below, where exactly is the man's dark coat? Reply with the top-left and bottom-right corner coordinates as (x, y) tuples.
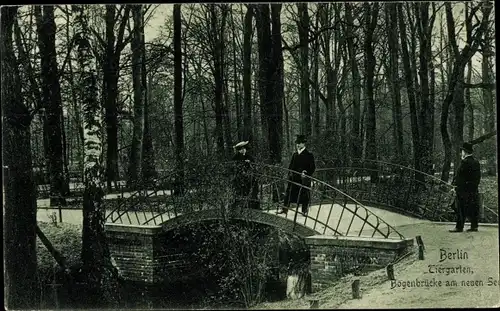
(284, 148), (316, 207)
(452, 155), (481, 227)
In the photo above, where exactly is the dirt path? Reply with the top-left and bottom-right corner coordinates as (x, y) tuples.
(338, 223), (499, 309)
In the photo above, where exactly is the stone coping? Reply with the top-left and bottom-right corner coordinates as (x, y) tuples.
(304, 235), (414, 250)
(105, 223), (163, 235)
(430, 221), (498, 227)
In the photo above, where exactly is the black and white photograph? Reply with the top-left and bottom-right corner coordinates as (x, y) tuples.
(2, 2), (498, 310)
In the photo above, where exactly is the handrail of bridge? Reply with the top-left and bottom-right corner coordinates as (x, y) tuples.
(314, 159), (456, 221)
(255, 163), (405, 239)
(105, 161), (405, 240)
(316, 158), (453, 188)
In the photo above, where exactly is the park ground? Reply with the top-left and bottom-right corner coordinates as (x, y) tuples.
(254, 222), (500, 309)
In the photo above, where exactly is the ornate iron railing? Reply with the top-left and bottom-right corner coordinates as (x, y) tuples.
(315, 159), (456, 221)
(35, 168), (174, 200)
(105, 161), (405, 239)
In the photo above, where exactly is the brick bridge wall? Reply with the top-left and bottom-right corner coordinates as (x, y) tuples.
(305, 235), (414, 292)
(106, 224), (195, 284)
(106, 223), (413, 289)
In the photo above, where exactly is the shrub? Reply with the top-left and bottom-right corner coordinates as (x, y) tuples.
(37, 221), (82, 284)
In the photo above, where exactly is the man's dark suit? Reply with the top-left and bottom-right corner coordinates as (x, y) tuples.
(283, 148), (316, 214)
(452, 155), (481, 230)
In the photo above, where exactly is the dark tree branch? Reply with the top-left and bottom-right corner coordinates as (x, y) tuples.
(469, 130), (496, 145)
(115, 5), (131, 54)
(463, 82), (495, 90)
(89, 25), (106, 48)
(445, 3), (459, 57)
(282, 23), (341, 52)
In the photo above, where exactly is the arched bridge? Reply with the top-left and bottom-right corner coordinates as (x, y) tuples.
(104, 161), (426, 240)
(104, 160), (454, 286)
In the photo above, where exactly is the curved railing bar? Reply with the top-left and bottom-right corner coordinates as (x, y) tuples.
(315, 165), (456, 220)
(106, 182), (175, 222)
(316, 158), (454, 189)
(316, 166), (454, 200)
(253, 164), (405, 239)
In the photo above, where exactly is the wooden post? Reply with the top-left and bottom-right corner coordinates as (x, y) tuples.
(418, 245), (425, 260)
(415, 235), (424, 251)
(52, 265), (60, 309)
(386, 264), (395, 280)
(352, 279), (361, 299)
(309, 299), (319, 309)
(58, 204), (63, 223)
(479, 192), (484, 220)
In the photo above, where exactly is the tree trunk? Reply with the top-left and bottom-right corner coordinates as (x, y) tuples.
(480, 8), (495, 175)
(269, 3), (284, 165)
(174, 4), (184, 194)
(210, 5), (226, 157)
(128, 5), (145, 186)
(331, 4), (341, 140)
(103, 5), (130, 192)
(385, 4), (404, 163)
(465, 59), (474, 141)
(416, 2), (434, 174)
(255, 4), (271, 154)
(297, 3), (311, 137)
(364, 2), (379, 180)
(2, 6), (39, 309)
(73, 4), (118, 304)
(397, 3), (421, 172)
(319, 3), (334, 134)
(407, 4), (421, 114)
(242, 5), (253, 141)
(230, 9), (243, 141)
(311, 31), (320, 138)
(36, 5), (68, 204)
(345, 3), (362, 160)
(142, 56), (156, 183)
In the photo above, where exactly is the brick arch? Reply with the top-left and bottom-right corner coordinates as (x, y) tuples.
(158, 208), (329, 238)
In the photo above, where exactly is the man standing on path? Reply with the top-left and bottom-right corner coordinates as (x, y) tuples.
(278, 135), (316, 215)
(449, 142), (481, 233)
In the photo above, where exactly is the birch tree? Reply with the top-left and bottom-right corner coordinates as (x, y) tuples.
(73, 4), (118, 302)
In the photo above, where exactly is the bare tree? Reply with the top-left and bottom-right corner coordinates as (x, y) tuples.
(2, 6), (40, 309)
(255, 4), (271, 154)
(127, 4), (146, 186)
(102, 5), (131, 191)
(35, 5), (69, 204)
(297, 3), (311, 136)
(397, 3), (421, 172)
(385, 3), (404, 162)
(269, 3), (284, 165)
(174, 4), (185, 194)
(345, 3), (362, 160)
(242, 5), (254, 141)
(440, 1), (492, 181)
(73, 4), (119, 302)
(416, 2), (436, 174)
(363, 2), (379, 179)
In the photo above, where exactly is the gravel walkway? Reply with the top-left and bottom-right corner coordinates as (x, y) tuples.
(338, 222), (500, 309)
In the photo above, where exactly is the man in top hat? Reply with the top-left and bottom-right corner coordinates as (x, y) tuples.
(232, 141), (259, 209)
(449, 142), (481, 232)
(278, 134), (316, 215)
